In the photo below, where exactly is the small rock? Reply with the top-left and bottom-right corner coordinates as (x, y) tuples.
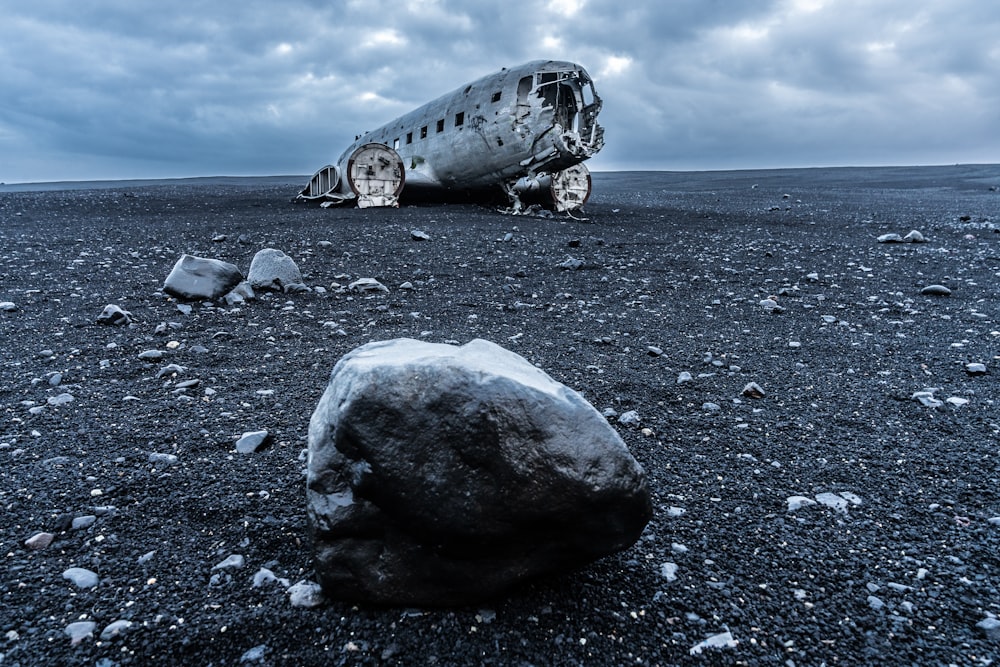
(47, 393), (75, 407)
(0, 301), (17, 312)
(689, 631), (737, 655)
(702, 402), (721, 412)
(148, 452), (179, 466)
(348, 278), (389, 293)
(660, 562), (679, 582)
(815, 492), (849, 513)
(965, 363), (987, 376)
(252, 567), (291, 589)
(742, 382), (765, 399)
(288, 580), (325, 608)
(677, 371), (693, 384)
(235, 430), (271, 454)
(241, 644), (270, 663)
(138, 350), (164, 361)
(24, 532), (55, 550)
(62, 567), (100, 588)
(877, 233), (904, 243)
(212, 554), (246, 571)
(903, 230), (926, 243)
(646, 346), (663, 357)
(787, 496), (817, 511)
(100, 619), (133, 640)
(920, 284), (951, 296)
(618, 410), (641, 426)
(556, 256), (584, 270)
(410, 229), (431, 241)
(977, 617), (1000, 641)
(868, 595), (885, 611)
(912, 389), (943, 408)
(71, 515), (97, 530)
(96, 304), (132, 326)
(65, 621), (96, 646)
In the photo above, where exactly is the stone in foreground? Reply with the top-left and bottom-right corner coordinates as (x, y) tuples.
(307, 338), (652, 605)
(163, 254), (243, 301)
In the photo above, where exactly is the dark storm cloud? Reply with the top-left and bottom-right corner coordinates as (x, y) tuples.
(1, 0), (997, 182)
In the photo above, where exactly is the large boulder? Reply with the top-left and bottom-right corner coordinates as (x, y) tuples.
(247, 248), (304, 292)
(162, 254), (243, 301)
(306, 338), (652, 605)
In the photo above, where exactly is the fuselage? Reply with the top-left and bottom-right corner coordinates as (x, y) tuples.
(336, 60), (604, 202)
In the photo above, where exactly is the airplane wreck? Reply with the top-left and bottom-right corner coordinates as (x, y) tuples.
(297, 60), (604, 212)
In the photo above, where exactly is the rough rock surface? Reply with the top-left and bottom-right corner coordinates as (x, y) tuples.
(162, 253), (243, 300)
(307, 338), (652, 605)
(247, 247), (304, 291)
(2, 167), (999, 664)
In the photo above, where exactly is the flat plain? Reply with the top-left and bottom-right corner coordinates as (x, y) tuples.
(1, 165), (999, 665)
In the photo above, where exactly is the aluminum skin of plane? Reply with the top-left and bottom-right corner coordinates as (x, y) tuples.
(297, 60), (604, 212)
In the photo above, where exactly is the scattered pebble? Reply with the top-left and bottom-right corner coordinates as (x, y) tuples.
(236, 430), (271, 454)
(100, 619), (133, 640)
(62, 567), (100, 588)
(617, 411), (640, 426)
(689, 630), (737, 655)
(288, 580), (325, 608)
(212, 554), (246, 571)
(660, 562), (678, 582)
(742, 382), (765, 399)
(410, 229), (431, 241)
(787, 496), (817, 511)
(24, 532), (55, 550)
(65, 621), (96, 646)
(920, 284), (951, 296)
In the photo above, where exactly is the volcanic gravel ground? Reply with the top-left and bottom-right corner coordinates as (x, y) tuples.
(1, 165), (999, 665)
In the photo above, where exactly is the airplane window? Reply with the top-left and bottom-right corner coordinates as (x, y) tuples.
(491, 91), (501, 103)
(436, 119), (444, 133)
(393, 138), (400, 149)
(420, 126), (428, 139)
(455, 112), (464, 127)
(406, 132), (413, 144)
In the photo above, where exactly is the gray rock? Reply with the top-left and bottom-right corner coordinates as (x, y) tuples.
(224, 281), (256, 305)
(247, 248), (304, 292)
(877, 233), (904, 243)
(618, 410), (641, 426)
(71, 515), (97, 530)
(47, 393), (74, 406)
(96, 304), (132, 326)
(235, 430), (271, 454)
(557, 256), (584, 270)
(348, 278), (389, 293)
(212, 554), (246, 570)
(24, 531), (55, 550)
(137, 350), (163, 361)
(742, 382), (766, 399)
(903, 230), (927, 243)
(977, 617), (1000, 641)
(410, 229), (431, 241)
(0, 301), (17, 312)
(307, 338), (652, 605)
(65, 621), (97, 646)
(288, 580), (325, 608)
(920, 284), (952, 296)
(966, 363), (988, 376)
(62, 567), (100, 588)
(163, 254), (243, 301)
(100, 619), (133, 640)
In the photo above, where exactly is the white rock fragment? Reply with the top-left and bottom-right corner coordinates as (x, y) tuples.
(946, 396), (969, 407)
(977, 616), (1000, 641)
(100, 619), (133, 640)
(838, 491), (863, 506)
(288, 580), (325, 608)
(348, 278), (389, 293)
(965, 363), (987, 376)
(65, 621), (97, 646)
(617, 410), (641, 426)
(815, 492), (850, 513)
(677, 371), (693, 384)
(903, 230), (926, 243)
(660, 562), (679, 582)
(252, 567), (291, 589)
(911, 389), (943, 408)
(62, 567), (100, 588)
(787, 496), (817, 511)
(689, 630), (738, 655)
(877, 233), (903, 243)
(212, 554), (246, 571)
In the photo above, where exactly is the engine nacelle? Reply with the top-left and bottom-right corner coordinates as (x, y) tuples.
(345, 143), (406, 208)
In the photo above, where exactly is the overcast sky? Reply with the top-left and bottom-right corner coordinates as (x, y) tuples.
(2, 0), (998, 183)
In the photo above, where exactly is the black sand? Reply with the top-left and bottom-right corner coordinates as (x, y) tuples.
(2, 165), (999, 665)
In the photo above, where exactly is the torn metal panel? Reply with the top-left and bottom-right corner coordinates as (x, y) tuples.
(296, 60), (604, 212)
